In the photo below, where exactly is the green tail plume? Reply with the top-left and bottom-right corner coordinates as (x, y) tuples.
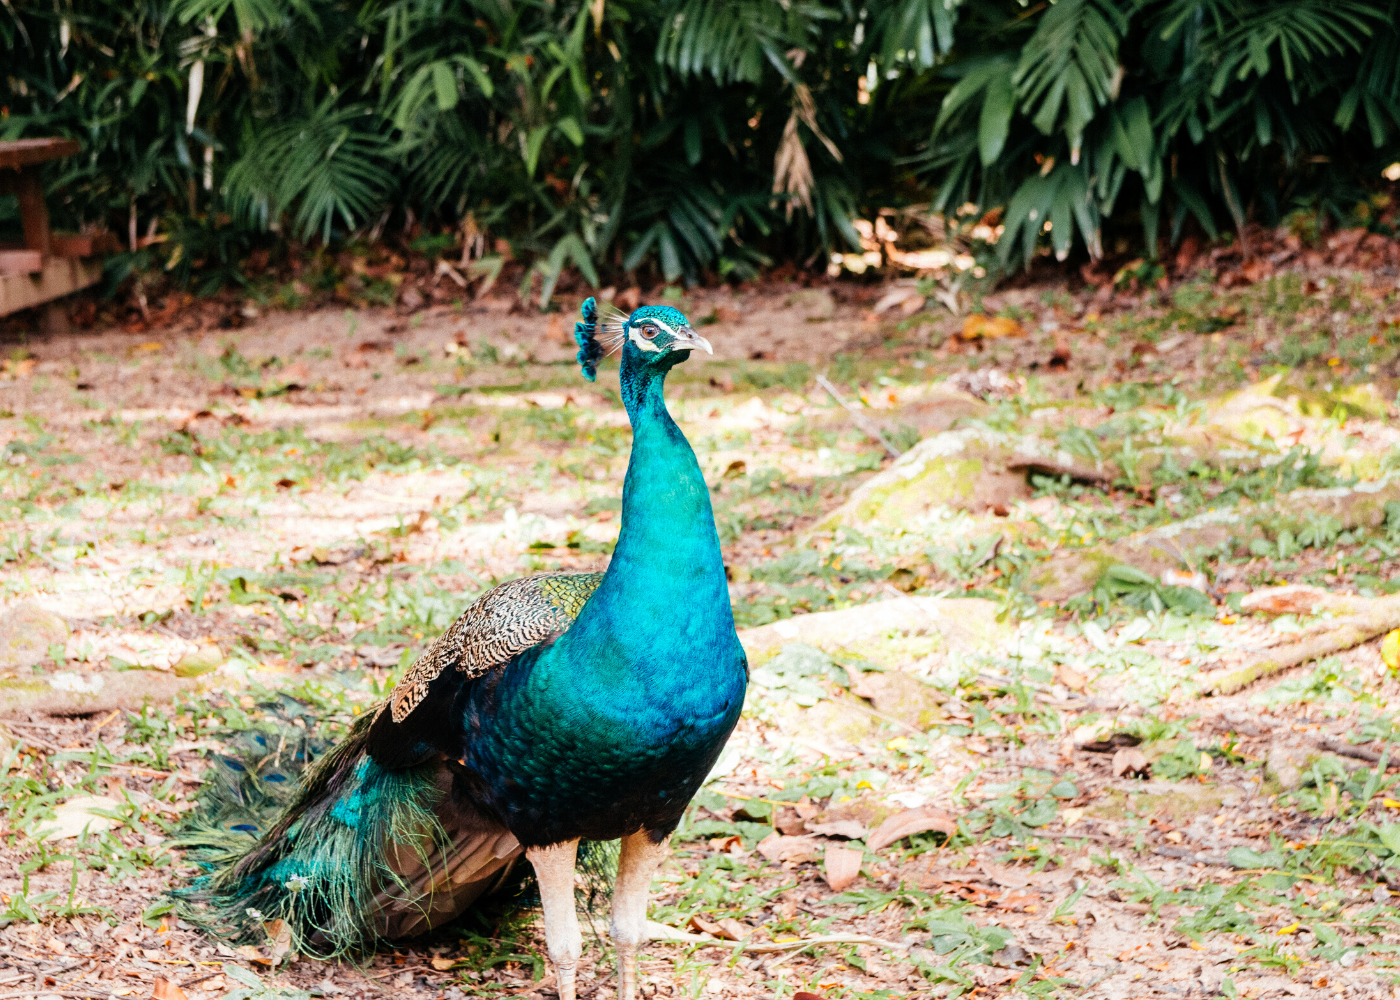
(174, 702), (618, 960)
(175, 711), (458, 959)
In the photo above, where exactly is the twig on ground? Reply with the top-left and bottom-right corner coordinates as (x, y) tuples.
(1320, 737), (1385, 764)
(745, 933), (910, 954)
(815, 374), (903, 458)
(649, 921), (908, 954)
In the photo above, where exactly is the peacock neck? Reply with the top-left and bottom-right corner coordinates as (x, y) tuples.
(557, 345), (735, 673)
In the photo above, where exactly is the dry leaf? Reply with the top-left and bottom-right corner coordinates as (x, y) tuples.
(1238, 585), (1335, 616)
(959, 314), (1024, 341)
(1055, 662), (1089, 692)
(824, 843), (863, 892)
(689, 914), (724, 937)
(867, 806), (957, 852)
(716, 918), (749, 941)
(1112, 748), (1149, 778)
(756, 833), (822, 863)
(265, 918), (292, 966)
(430, 957), (458, 971)
(152, 980), (188, 1000)
(806, 820), (867, 840)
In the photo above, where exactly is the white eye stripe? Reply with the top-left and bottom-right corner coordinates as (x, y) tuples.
(628, 318), (677, 352)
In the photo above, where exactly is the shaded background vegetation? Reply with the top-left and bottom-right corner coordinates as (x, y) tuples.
(2, 0), (1399, 299)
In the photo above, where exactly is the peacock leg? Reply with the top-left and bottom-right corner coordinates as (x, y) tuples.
(527, 840), (582, 1000)
(611, 830), (670, 1000)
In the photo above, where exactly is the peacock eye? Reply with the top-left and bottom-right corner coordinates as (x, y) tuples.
(639, 325), (658, 340)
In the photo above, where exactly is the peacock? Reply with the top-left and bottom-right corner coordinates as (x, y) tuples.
(176, 297), (748, 1000)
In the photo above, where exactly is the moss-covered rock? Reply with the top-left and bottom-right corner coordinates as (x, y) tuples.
(851, 669), (946, 728)
(738, 595), (1013, 664)
(814, 428), (1119, 531)
(0, 603), (69, 669)
(1025, 478), (1400, 602)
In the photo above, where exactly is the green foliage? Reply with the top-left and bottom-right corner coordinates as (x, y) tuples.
(1094, 563), (1215, 616)
(5, 0), (1396, 291)
(915, 0), (1400, 267)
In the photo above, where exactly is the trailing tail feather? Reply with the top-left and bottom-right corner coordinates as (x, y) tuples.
(175, 699), (619, 958)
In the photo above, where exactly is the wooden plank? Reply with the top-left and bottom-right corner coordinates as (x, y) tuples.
(0, 257), (102, 317)
(50, 233), (93, 258)
(12, 170), (51, 256)
(50, 232), (122, 257)
(0, 250), (43, 274)
(0, 138), (81, 170)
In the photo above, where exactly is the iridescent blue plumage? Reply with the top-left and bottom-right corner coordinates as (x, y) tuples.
(176, 298), (742, 985)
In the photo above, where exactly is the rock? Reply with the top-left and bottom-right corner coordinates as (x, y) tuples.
(823, 843), (863, 892)
(786, 288), (835, 321)
(814, 427), (1118, 529)
(1024, 478), (1400, 603)
(1184, 374), (1400, 480)
(38, 794), (122, 842)
(0, 603), (69, 668)
(738, 595), (1013, 663)
(851, 670), (946, 728)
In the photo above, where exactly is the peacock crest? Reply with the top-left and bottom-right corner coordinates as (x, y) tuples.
(574, 297), (637, 379)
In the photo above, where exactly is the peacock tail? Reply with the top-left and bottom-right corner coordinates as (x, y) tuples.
(174, 574), (609, 959)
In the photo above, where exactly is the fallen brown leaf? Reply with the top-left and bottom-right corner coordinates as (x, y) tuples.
(689, 914), (724, 937)
(756, 833), (822, 863)
(152, 979), (188, 1000)
(1112, 748), (1149, 778)
(1055, 662), (1089, 692)
(866, 806), (956, 852)
(824, 843), (863, 892)
(716, 918), (749, 941)
(806, 819), (866, 840)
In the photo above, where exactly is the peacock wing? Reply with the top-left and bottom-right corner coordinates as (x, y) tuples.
(367, 572), (603, 766)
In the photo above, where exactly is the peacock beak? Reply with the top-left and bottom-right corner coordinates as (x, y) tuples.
(675, 328), (713, 355)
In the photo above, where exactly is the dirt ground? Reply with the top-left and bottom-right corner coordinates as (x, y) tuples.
(4, 241), (1400, 1000)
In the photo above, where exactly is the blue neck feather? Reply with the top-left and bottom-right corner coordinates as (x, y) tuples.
(551, 341), (735, 674)
(464, 337), (746, 843)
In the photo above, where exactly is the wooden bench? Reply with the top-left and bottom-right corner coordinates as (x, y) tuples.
(0, 138), (114, 317)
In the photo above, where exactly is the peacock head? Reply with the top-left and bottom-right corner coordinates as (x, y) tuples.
(573, 297), (711, 381)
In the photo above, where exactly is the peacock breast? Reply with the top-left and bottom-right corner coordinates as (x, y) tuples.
(458, 634), (746, 843)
